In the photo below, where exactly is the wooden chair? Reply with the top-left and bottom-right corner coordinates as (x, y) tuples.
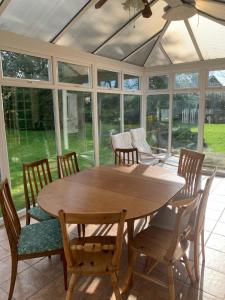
(0, 179), (67, 300)
(58, 209), (127, 300)
(114, 148), (139, 165)
(57, 151), (84, 237)
(122, 197), (198, 300)
(23, 158), (53, 225)
(57, 151), (80, 179)
(187, 168), (216, 280)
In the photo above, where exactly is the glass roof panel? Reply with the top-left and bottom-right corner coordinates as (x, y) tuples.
(145, 45), (170, 67)
(56, 0), (141, 52)
(161, 21), (199, 64)
(124, 36), (158, 66)
(190, 14), (225, 60)
(0, 0), (89, 41)
(96, 1), (166, 60)
(196, 0), (225, 21)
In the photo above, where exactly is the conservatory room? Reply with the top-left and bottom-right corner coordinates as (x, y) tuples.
(1, 0), (225, 299)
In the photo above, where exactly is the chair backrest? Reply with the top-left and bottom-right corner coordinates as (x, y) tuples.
(130, 128), (152, 155)
(114, 148), (138, 166)
(194, 168), (216, 235)
(111, 132), (133, 151)
(165, 195), (199, 261)
(58, 210), (127, 270)
(178, 148), (205, 198)
(23, 158), (52, 209)
(0, 179), (21, 254)
(57, 151), (80, 179)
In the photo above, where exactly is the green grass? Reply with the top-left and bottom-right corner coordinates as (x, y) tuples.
(3, 122), (225, 216)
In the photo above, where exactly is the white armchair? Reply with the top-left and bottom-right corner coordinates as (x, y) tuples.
(130, 128), (169, 164)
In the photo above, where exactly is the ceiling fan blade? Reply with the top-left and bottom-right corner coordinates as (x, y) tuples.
(141, 0), (152, 18)
(196, 0), (225, 20)
(164, 0), (184, 7)
(95, 0), (108, 9)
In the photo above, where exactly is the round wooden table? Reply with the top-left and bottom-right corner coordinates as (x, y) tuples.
(38, 164), (184, 220)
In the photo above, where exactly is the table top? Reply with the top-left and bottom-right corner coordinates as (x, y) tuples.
(38, 164), (185, 220)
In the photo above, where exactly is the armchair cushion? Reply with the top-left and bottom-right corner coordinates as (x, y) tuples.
(111, 132), (133, 150)
(130, 128), (152, 155)
(18, 219), (63, 255)
(28, 206), (53, 221)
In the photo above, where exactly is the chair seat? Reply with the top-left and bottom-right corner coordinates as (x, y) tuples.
(131, 226), (189, 263)
(69, 236), (117, 275)
(150, 206), (176, 231)
(18, 219), (63, 256)
(28, 206), (53, 221)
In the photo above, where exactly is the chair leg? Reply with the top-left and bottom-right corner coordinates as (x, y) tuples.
(121, 248), (137, 294)
(194, 236), (200, 281)
(77, 224), (81, 238)
(183, 253), (195, 284)
(26, 213), (30, 225)
(201, 230), (205, 261)
(62, 253), (68, 290)
(8, 257), (18, 300)
(82, 224), (85, 237)
(110, 272), (122, 300)
(167, 265), (175, 300)
(66, 273), (77, 300)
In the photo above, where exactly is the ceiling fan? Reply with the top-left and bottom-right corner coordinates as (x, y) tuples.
(95, 0), (152, 18)
(163, 0), (197, 21)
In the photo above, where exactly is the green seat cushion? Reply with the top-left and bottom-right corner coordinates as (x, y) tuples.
(28, 206), (53, 221)
(18, 219), (63, 256)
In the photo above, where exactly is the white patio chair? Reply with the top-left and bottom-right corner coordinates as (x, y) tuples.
(111, 132), (133, 150)
(130, 128), (169, 164)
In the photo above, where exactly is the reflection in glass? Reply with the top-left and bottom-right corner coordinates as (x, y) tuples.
(204, 92), (225, 171)
(149, 75), (168, 90)
(2, 87), (56, 211)
(124, 74), (140, 90)
(124, 95), (141, 131)
(175, 72), (198, 89)
(147, 95), (169, 149)
(97, 69), (119, 88)
(172, 93), (199, 151)
(208, 70), (225, 87)
(98, 93), (120, 164)
(58, 61), (90, 86)
(1, 50), (49, 81)
(58, 90), (94, 170)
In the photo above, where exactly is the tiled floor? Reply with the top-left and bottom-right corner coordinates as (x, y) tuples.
(1, 175), (225, 299)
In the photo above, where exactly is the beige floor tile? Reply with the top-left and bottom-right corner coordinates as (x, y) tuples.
(0, 245), (10, 261)
(0, 256), (30, 285)
(1, 266), (52, 300)
(213, 222), (225, 236)
(205, 209), (222, 221)
(203, 247), (225, 274)
(204, 219), (217, 232)
(0, 287), (13, 300)
(191, 266), (225, 298)
(178, 285), (219, 300)
(206, 233), (225, 253)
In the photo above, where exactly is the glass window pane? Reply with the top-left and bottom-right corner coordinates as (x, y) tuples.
(172, 93), (199, 151)
(56, 0), (138, 52)
(97, 69), (119, 88)
(149, 75), (168, 90)
(147, 95), (169, 149)
(124, 95), (141, 131)
(0, 0), (89, 41)
(58, 61), (90, 86)
(204, 92), (225, 171)
(98, 93), (120, 164)
(145, 45), (170, 67)
(124, 74), (140, 90)
(161, 21), (199, 63)
(175, 72), (198, 89)
(1, 50), (49, 81)
(97, 1), (166, 60)
(190, 14), (225, 60)
(2, 87), (57, 211)
(208, 70), (225, 87)
(58, 90), (94, 170)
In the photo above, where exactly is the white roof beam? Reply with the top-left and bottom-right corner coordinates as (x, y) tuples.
(184, 19), (203, 61)
(159, 42), (172, 64)
(0, 0), (11, 16)
(51, 0), (98, 43)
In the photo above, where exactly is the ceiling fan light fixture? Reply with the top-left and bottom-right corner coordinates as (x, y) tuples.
(162, 4), (197, 21)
